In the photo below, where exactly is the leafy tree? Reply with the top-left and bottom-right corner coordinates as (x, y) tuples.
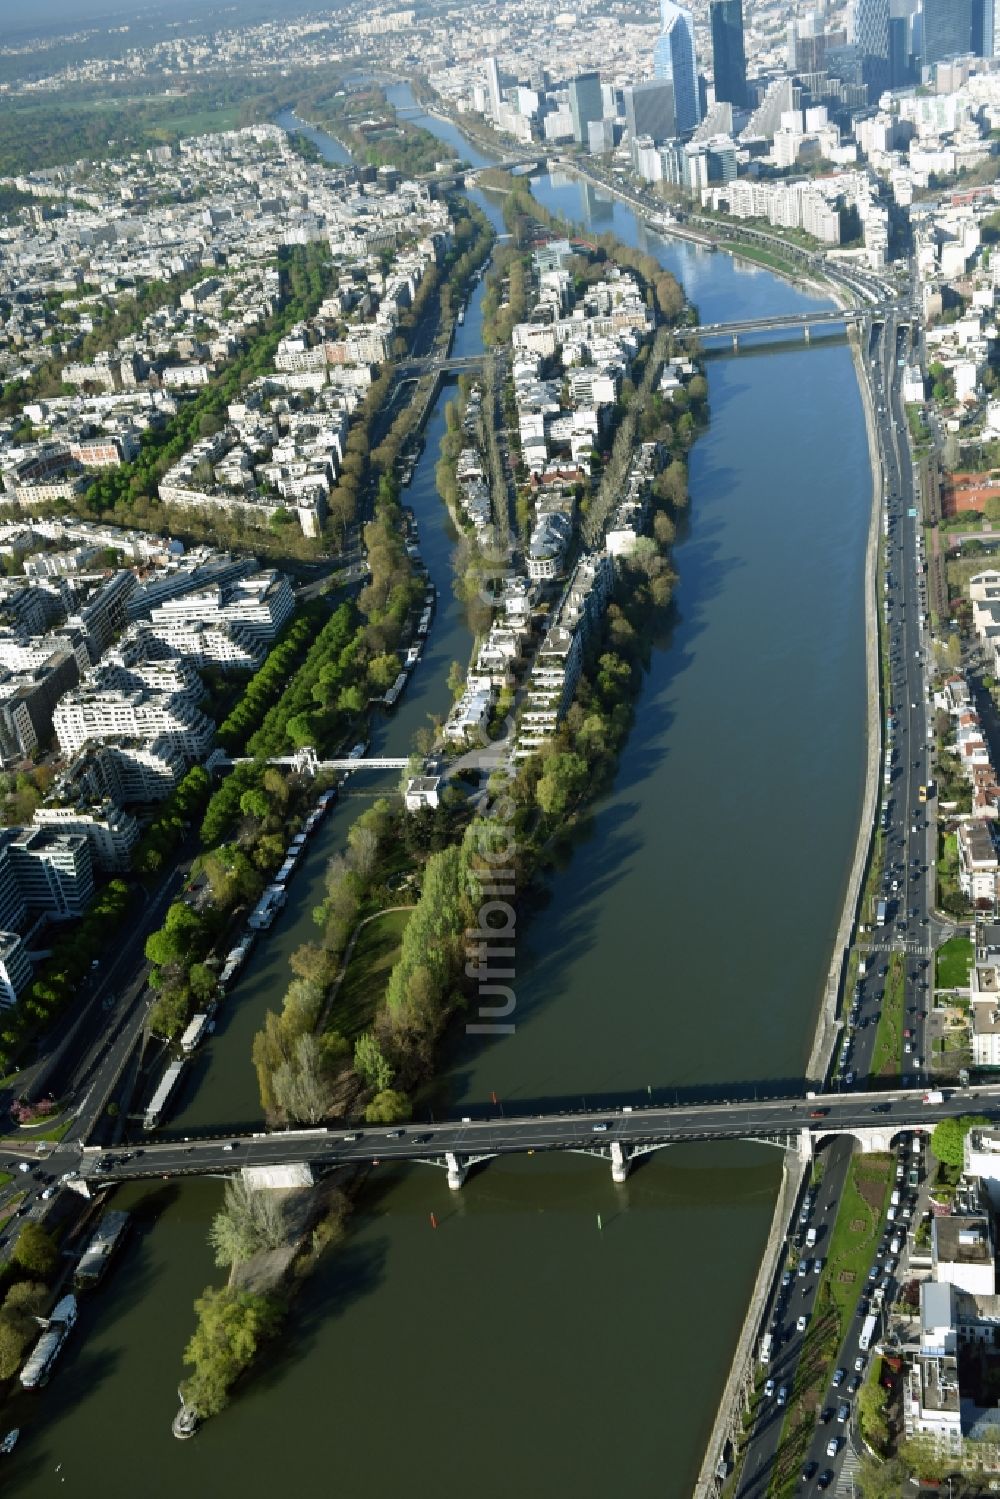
(182, 1287), (283, 1417)
(239, 789), (269, 822)
(930, 1114), (989, 1168)
(145, 901), (203, 968)
(1, 1279), (46, 1343)
(149, 984), (192, 1040)
(289, 942), (333, 985)
(536, 751), (588, 817)
(855, 1456), (909, 1499)
(189, 963), (219, 1004)
(354, 1030), (394, 1092)
(12, 1222), (57, 1278)
(364, 1089), (412, 1124)
(0, 1320), (27, 1381)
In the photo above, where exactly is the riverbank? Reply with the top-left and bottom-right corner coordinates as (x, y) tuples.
(805, 323), (884, 1086)
(696, 314), (887, 1496)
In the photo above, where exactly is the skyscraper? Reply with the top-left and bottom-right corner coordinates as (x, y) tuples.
(623, 79), (677, 146)
(710, 0), (748, 107)
(921, 0), (973, 65)
(889, 0), (916, 84)
(971, 0), (994, 53)
(654, 0), (701, 134)
(851, 0), (891, 95)
(484, 57), (502, 117)
(568, 71), (604, 146)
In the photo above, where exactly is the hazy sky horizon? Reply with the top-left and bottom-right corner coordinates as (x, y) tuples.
(7, 0), (342, 43)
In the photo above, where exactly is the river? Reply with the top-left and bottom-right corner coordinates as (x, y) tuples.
(6, 95), (872, 1499)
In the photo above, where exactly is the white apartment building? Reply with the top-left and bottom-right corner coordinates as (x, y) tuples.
(32, 802), (139, 873)
(53, 668), (214, 765)
(0, 932), (31, 1008)
(141, 618), (264, 671)
(3, 827), (95, 923)
(147, 571), (294, 644)
(62, 739), (187, 805)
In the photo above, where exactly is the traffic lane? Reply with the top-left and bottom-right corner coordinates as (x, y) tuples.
(737, 1143), (854, 1497)
(90, 1104), (977, 1181)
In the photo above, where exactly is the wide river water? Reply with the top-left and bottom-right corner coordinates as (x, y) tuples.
(6, 93), (872, 1498)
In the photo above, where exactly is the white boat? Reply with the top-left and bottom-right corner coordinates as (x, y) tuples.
(20, 1295), (78, 1389)
(248, 885), (286, 930)
(0, 1429), (18, 1455)
(143, 1060), (186, 1131)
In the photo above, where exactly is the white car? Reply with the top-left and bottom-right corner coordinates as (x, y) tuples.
(796, 1315), (808, 1332)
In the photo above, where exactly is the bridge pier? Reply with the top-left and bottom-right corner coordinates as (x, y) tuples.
(731, 333), (739, 352)
(610, 1141), (631, 1184)
(445, 1151), (468, 1190)
(804, 325), (811, 343)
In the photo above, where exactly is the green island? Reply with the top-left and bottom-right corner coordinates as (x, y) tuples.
(176, 171), (709, 1419)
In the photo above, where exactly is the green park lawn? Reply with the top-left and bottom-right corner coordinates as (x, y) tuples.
(935, 936), (973, 990)
(332, 908), (413, 1040)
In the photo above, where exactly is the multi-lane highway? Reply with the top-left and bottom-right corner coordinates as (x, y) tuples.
(868, 295), (947, 1086)
(60, 1080), (1000, 1186)
(730, 272), (949, 1493)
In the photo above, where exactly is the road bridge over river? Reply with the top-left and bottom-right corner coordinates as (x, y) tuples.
(393, 304), (898, 379)
(76, 1084), (1000, 1193)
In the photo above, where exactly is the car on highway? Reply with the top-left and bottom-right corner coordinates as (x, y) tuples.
(777, 1384), (789, 1406)
(764, 1378), (775, 1399)
(782, 1270), (793, 1288)
(817, 1471), (833, 1490)
(798, 1262), (808, 1279)
(826, 1437), (840, 1458)
(802, 1462), (818, 1482)
(848, 1375), (862, 1394)
(384, 1129), (405, 1138)
(837, 1402), (850, 1423)
(855, 1355), (866, 1374)
(796, 1316), (808, 1333)
(832, 1367), (846, 1387)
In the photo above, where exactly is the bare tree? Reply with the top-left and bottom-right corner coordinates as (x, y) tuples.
(271, 1033), (336, 1125)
